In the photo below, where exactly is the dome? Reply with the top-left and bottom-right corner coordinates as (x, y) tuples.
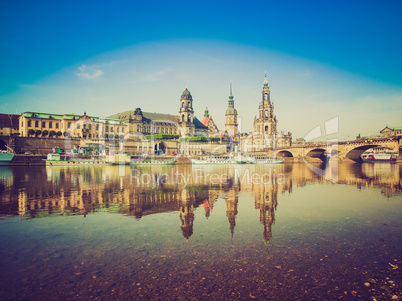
(181, 88), (192, 99)
(225, 107), (237, 115)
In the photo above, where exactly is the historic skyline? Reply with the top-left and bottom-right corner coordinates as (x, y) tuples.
(1, 1), (401, 140)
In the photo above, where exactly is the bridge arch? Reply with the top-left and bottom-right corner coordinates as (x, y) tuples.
(344, 144), (382, 162)
(306, 148), (327, 161)
(276, 150), (294, 158)
(0, 139), (7, 150)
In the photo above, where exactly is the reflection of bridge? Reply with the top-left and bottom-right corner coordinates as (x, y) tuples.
(274, 136), (401, 162)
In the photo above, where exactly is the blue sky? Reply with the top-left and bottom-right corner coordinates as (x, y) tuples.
(1, 0), (401, 139)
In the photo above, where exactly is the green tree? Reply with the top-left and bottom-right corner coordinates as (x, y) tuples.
(115, 134), (119, 139)
(49, 130), (56, 137)
(103, 133), (109, 139)
(56, 131), (62, 137)
(42, 130), (49, 136)
(28, 129), (35, 136)
(63, 132), (70, 138)
(35, 129), (42, 136)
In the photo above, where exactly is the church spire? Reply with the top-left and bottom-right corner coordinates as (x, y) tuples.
(228, 81), (234, 107)
(263, 71), (269, 87)
(204, 107), (209, 118)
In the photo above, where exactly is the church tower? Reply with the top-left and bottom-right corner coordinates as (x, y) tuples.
(225, 82), (239, 142)
(253, 72), (278, 150)
(178, 88), (195, 138)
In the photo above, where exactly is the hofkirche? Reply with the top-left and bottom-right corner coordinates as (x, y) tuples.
(16, 74), (292, 154)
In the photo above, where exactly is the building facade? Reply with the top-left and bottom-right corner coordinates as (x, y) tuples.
(225, 82), (239, 142)
(201, 107), (220, 137)
(0, 114), (19, 136)
(241, 73), (292, 152)
(19, 112), (127, 140)
(380, 126), (402, 137)
(109, 88), (208, 139)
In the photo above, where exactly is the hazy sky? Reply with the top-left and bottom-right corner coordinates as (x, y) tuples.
(1, 0), (401, 140)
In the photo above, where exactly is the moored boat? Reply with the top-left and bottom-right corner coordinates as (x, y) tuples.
(106, 153), (131, 165)
(131, 155), (177, 165)
(235, 154), (256, 164)
(361, 152), (398, 163)
(246, 154), (284, 164)
(192, 155), (235, 164)
(254, 158), (284, 164)
(45, 153), (107, 166)
(0, 147), (15, 166)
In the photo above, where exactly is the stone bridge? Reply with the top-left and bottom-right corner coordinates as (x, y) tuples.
(273, 136), (401, 162)
(0, 135), (13, 150)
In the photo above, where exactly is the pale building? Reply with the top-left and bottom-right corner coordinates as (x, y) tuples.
(380, 126), (402, 137)
(19, 111), (127, 140)
(109, 88), (208, 139)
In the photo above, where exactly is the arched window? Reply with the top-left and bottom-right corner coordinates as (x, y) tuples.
(188, 101), (191, 108)
(265, 125), (269, 132)
(188, 114), (191, 122)
(265, 110), (268, 117)
(182, 102), (184, 108)
(264, 93), (268, 100)
(182, 114), (185, 122)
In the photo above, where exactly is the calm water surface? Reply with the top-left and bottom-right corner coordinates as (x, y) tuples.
(0, 163), (401, 300)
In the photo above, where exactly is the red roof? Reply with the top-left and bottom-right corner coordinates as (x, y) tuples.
(0, 114), (20, 128)
(201, 117), (210, 126)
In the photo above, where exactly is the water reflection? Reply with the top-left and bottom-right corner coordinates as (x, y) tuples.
(1, 163), (401, 241)
(1, 163), (401, 300)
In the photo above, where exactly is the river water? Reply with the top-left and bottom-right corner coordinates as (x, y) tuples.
(0, 163), (401, 300)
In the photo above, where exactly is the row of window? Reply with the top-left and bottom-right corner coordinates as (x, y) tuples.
(82, 134), (125, 139)
(25, 120), (125, 133)
(27, 120), (60, 129)
(76, 123), (124, 133)
(136, 126), (177, 134)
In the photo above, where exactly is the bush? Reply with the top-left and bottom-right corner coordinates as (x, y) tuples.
(115, 134), (119, 139)
(63, 132), (70, 138)
(144, 134), (180, 140)
(42, 130), (49, 136)
(181, 136), (220, 142)
(56, 131), (62, 137)
(35, 129), (42, 136)
(28, 129), (35, 136)
(49, 130), (56, 137)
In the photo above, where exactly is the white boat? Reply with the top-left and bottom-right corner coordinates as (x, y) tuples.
(131, 155), (177, 165)
(235, 154), (256, 164)
(106, 153), (131, 165)
(45, 153), (107, 166)
(361, 152), (398, 163)
(192, 155), (236, 164)
(254, 158), (284, 164)
(0, 147), (15, 166)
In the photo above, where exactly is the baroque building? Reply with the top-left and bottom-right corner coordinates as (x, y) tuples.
(242, 73), (292, 152)
(109, 88), (209, 139)
(19, 111), (126, 139)
(201, 107), (220, 137)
